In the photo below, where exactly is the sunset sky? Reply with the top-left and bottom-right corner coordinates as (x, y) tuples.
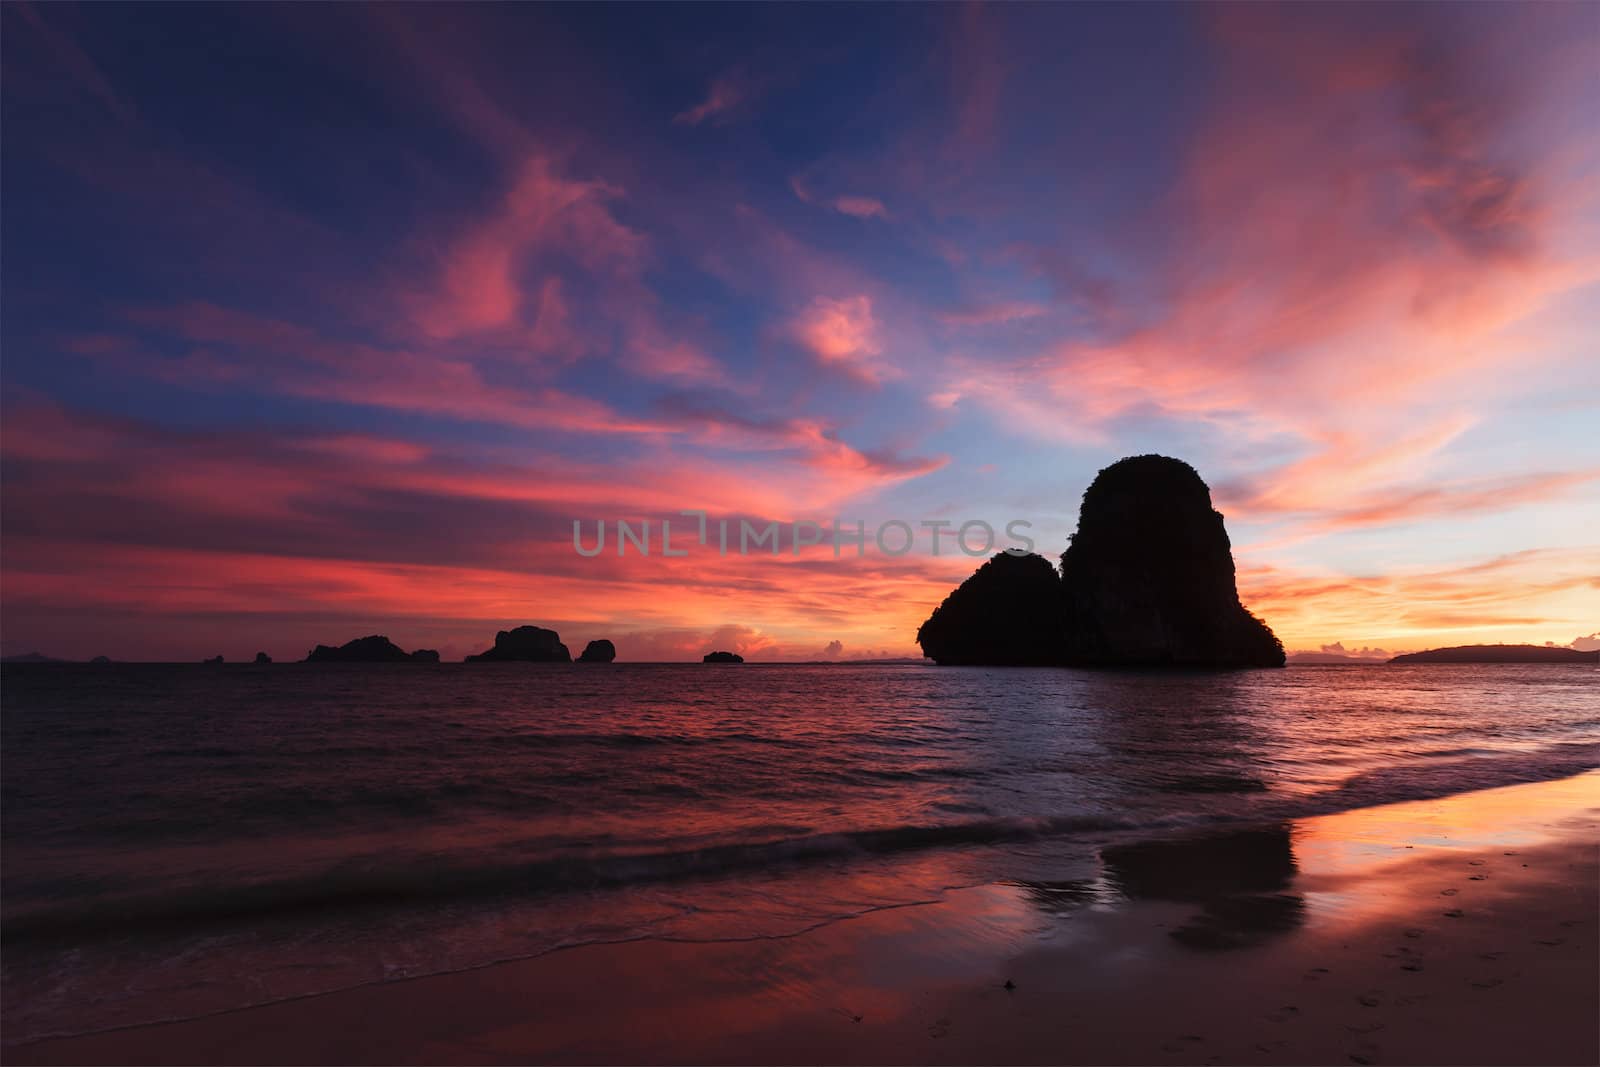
(3, 3), (1597, 662)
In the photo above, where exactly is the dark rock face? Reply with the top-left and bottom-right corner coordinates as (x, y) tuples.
(305, 635), (413, 663)
(203, 655), (224, 665)
(409, 649), (441, 663)
(254, 652), (272, 664)
(578, 639), (616, 663)
(916, 552), (1064, 666)
(466, 626), (571, 663)
(702, 650), (744, 663)
(1060, 456), (1283, 667)
(915, 455), (1284, 668)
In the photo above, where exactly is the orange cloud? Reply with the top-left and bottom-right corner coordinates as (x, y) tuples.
(1238, 548), (1600, 652)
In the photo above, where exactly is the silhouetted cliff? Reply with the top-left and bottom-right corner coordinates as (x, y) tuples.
(703, 650), (744, 663)
(578, 640), (616, 663)
(915, 455), (1285, 668)
(1389, 644), (1598, 665)
(1060, 456), (1284, 667)
(466, 626), (571, 663)
(916, 552), (1064, 666)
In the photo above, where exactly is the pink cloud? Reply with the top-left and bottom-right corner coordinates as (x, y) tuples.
(937, 301), (1048, 327)
(831, 196), (888, 220)
(674, 73), (747, 127)
(788, 295), (901, 384)
(411, 155), (643, 342)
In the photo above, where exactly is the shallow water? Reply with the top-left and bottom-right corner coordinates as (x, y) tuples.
(2, 662), (1596, 1043)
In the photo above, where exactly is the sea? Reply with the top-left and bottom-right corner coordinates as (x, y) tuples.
(3, 662), (1597, 1046)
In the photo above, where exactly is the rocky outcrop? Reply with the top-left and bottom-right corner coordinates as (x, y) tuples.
(253, 652), (272, 664)
(203, 655), (224, 665)
(703, 650), (744, 663)
(1059, 456), (1283, 667)
(305, 635), (417, 663)
(578, 639), (616, 663)
(90, 655), (112, 665)
(916, 552), (1064, 666)
(915, 455), (1284, 668)
(1389, 644), (1598, 665)
(409, 649), (441, 663)
(466, 626), (571, 663)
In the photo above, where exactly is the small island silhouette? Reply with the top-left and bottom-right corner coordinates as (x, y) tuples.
(305, 636), (439, 663)
(1389, 644), (1598, 665)
(919, 455), (1286, 668)
(466, 626), (572, 662)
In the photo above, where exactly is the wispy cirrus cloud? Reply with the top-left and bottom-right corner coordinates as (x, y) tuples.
(674, 71), (750, 127)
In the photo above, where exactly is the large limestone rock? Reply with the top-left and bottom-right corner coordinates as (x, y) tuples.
(916, 552), (1064, 666)
(466, 625), (572, 663)
(1059, 456), (1283, 667)
(914, 455), (1284, 668)
(578, 639), (616, 663)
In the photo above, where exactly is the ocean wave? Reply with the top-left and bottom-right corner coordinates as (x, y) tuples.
(0, 813), (1135, 942)
(8, 743), (1598, 945)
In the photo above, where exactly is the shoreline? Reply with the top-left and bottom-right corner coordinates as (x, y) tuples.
(10, 771), (1597, 1066)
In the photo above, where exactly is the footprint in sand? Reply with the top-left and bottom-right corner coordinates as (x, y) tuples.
(1469, 874), (1487, 881)
(1470, 977), (1504, 990)
(1395, 993), (1430, 1007)
(1536, 937), (1566, 947)
(1440, 888), (1459, 896)
(1443, 908), (1464, 918)
(1267, 1005), (1301, 1023)
(1468, 859), (1486, 867)
(1357, 990), (1384, 1008)
(1402, 928), (1424, 939)
(1401, 960), (1424, 972)
(1345, 1022), (1385, 1035)
(1479, 951), (1505, 960)
(1559, 919), (1583, 928)
(1304, 966), (1331, 981)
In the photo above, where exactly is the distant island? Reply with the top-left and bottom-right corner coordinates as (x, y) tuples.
(467, 626), (571, 662)
(1389, 644), (1599, 665)
(305, 635), (440, 663)
(918, 455), (1285, 669)
(578, 640), (616, 663)
(703, 651), (744, 663)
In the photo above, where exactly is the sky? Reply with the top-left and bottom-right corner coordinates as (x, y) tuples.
(2, 3), (1597, 662)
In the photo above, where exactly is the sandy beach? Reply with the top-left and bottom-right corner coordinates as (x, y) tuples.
(12, 771), (1596, 1066)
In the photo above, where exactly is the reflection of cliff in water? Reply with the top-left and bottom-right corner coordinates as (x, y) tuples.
(1013, 825), (1305, 950)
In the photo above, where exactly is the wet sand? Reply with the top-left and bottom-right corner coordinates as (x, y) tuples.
(12, 772), (1598, 1066)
